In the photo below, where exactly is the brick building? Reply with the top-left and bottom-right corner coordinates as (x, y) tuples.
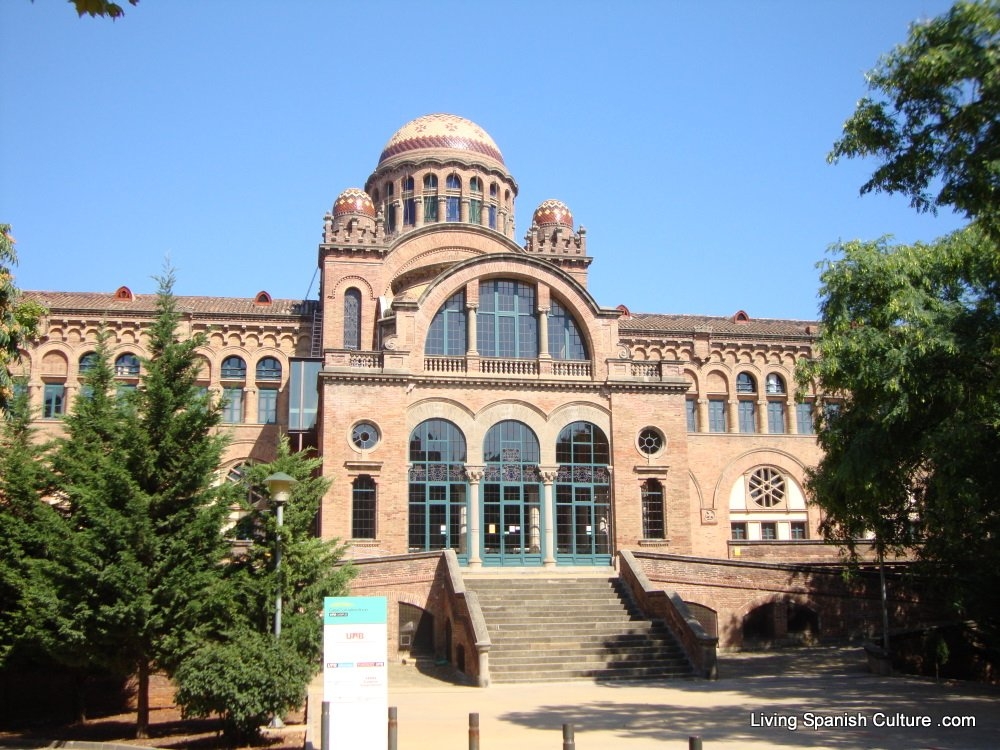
(20, 114), (885, 660)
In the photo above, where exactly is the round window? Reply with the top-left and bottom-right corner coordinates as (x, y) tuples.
(352, 422), (380, 450)
(637, 427), (664, 456)
(749, 467), (786, 508)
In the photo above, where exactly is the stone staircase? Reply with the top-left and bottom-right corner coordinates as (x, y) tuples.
(466, 575), (695, 682)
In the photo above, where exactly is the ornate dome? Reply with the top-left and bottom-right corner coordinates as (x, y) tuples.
(532, 199), (574, 229)
(333, 188), (376, 219)
(377, 113), (505, 168)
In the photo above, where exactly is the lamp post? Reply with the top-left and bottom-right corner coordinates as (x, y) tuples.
(265, 472), (297, 730)
(264, 472), (298, 641)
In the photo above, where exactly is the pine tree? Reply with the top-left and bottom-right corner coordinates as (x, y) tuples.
(50, 269), (234, 738)
(0, 386), (66, 668)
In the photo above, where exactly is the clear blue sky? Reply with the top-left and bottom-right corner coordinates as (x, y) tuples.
(1, 0), (967, 321)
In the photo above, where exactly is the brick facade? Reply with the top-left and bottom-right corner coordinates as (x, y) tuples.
(19, 113), (880, 654)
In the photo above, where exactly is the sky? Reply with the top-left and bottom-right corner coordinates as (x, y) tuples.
(1, 0), (969, 322)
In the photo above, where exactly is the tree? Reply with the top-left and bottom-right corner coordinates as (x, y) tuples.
(174, 438), (354, 742)
(829, 1), (1000, 239)
(800, 226), (1000, 641)
(0, 387), (67, 668)
(1, 224), (46, 413)
(47, 270), (235, 738)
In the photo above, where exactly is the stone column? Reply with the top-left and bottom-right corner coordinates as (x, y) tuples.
(537, 306), (550, 359)
(787, 399), (798, 434)
(728, 399), (739, 434)
(245, 386), (258, 424)
(437, 196), (447, 225)
(466, 302), (479, 355)
(540, 468), (559, 567)
(465, 467), (484, 568)
(460, 196), (470, 223)
(697, 397), (709, 433)
(757, 398), (768, 434)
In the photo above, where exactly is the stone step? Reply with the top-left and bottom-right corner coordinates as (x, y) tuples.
(464, 575), (694, 683)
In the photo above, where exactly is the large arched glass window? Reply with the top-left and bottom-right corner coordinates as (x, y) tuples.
(344, 288), (361, 350)
(426, 290), (467, 355)
(408, 419), (468, 556)
(79, 351), (99, 375)
(483, 420), (542, 564)
(547, 299), (587, 360)
(477, 280), (538, 358)
(555, 422), (611, 562)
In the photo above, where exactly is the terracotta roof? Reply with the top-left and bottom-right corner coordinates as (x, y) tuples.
(620, 313), (817, 339)
(24, 291), (317, 318)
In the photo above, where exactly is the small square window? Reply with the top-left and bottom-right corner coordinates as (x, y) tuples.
(790, 522), (807, 540)
(731, 522), (747, 541)
(760, 522), (777, 540)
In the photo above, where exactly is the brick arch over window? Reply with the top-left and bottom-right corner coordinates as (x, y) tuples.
(708, 448), (810, 513)
(412, 254), (613, 368)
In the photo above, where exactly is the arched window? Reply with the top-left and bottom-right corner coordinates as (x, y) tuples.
(547, 299), (587, 360)
(469, 177), (483, 224)
(736, 372), (756, 393)
(483, 421), (542, 563)
(555, 422), (611, 561)
(352, 476), (377, 539)
(446, 174), (461, 222)
(765, 373), (786, 395)
(221, 356), (246, 380)
(641, 479), (665, 539)
(344, 288), (361, 350)
(477, 280), (537, 358)
(488, 182), (498, 229)
(423, 174), (438, 222)
(403, 176), (416, 226)
(255, 357), (282, 381)
(426, 290), (467, 355)
(79, 351), (99, 374)
(114, 353), (140, 377)
(408, 419), (468, 555)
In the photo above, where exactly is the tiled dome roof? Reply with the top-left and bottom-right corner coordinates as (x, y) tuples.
(333, 188), (376, 218)
(377, 114), (505, 168)
(532, 199), (574, 228)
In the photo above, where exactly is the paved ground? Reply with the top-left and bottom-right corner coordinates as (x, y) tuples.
(361, 646), (999, 750)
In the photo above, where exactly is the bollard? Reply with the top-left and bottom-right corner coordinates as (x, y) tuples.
(321, 702), (330, 750)
(562, 723), (575, 750)
(469, 712), (480, 750)
(388, 706), (398, 750)
(689, 736), (703, 750)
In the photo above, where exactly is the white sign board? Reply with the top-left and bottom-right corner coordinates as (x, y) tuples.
(323, 596), (388, 750)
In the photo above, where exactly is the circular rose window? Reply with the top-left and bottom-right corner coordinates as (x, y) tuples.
(749, 467), (785, 508)
(351, 422), (380, 450)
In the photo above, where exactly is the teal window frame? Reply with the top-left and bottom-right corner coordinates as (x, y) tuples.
(258, 388), (278, 424)
(43, 383), (65, 419)
(477, 280), (538, 358)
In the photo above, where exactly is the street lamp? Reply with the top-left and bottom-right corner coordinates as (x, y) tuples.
(264, 472), (298, 641)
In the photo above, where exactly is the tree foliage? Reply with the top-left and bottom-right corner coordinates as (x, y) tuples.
(800, 227), (1000, 634)
(0, 389), (67, 667)
(42, 269), (236, 738)
(66, 0), (139, 19)
(829, 1), (1000, 237)
(1, 225), (46, 413)
(173, 439), (354, 741)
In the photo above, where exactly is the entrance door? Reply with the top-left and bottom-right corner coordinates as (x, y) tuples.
(482, 483), (542, 565)
(556, 485), (611, 564)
